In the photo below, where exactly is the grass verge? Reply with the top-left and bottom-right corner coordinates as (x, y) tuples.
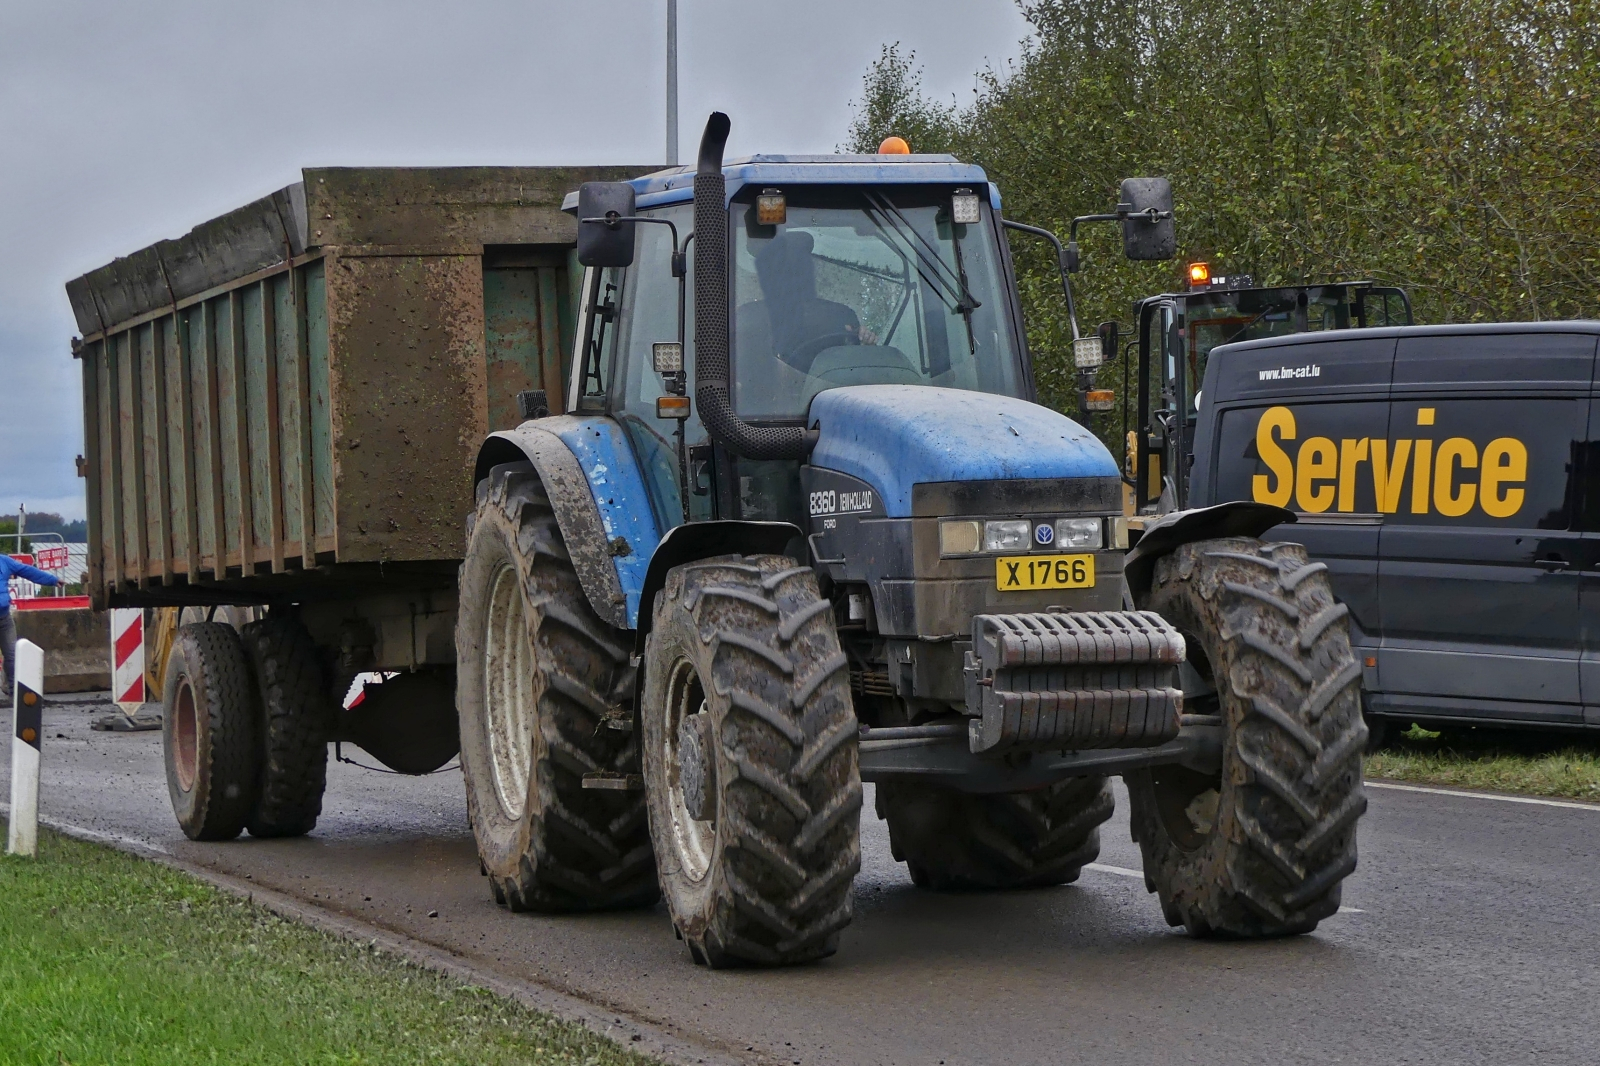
(0, 825), (655, 1066)
(1367, 723), (1600, 802)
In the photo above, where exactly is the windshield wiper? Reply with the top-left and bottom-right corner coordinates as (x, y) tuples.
(862, 192), (981, 352)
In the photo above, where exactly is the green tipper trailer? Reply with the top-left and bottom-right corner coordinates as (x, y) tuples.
(67, 165), (649, 781)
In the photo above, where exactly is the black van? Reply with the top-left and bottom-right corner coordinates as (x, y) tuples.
(1189, 322), (1600, 732)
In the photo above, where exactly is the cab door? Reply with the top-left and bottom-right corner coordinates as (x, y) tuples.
(1377, 331), (1597, 722)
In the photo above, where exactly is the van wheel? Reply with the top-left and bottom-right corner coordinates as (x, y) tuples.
(457, 462), (658, 912)
(241, 616), (331, 838)
(1129, 537), (1367, 936)
(642, 555), (860, 967)
(875, 776), (1113, 890)
(162, 623), (260, 841)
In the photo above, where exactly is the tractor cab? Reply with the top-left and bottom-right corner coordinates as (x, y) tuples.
(1126, 271), (1412, 513)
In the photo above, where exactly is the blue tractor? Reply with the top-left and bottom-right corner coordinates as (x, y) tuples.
(457, 114), (1367, 967)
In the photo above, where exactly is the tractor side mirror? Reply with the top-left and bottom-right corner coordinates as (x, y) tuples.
(1119, 178), (1175, 261)
(576, 182), (637, 267)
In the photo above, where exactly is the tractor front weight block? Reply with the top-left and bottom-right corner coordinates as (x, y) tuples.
(963, 611), (1185, 754)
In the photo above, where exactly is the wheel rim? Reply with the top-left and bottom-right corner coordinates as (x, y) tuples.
(662, 657), (716, 883)
(1152, 629), (1223, 850)
(484, 561), (537, 821)
(173, 677), (199, 793)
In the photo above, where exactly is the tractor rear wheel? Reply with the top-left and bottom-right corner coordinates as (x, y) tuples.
(1127, 537), (1366, 936)
(875, 775), (1113, 891)
(642, 554), (860, 967)
(456, 462), (658, 913)
(241, 615), (331, 838)
(162, 623), (259, 841)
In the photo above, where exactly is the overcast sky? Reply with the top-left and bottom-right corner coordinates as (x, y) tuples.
(0, 0), (1032, 521)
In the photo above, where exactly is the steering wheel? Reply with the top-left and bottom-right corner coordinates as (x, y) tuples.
(783, 330), (860, 370)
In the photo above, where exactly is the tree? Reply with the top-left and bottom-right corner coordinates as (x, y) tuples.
(846, 0), (1600, 435)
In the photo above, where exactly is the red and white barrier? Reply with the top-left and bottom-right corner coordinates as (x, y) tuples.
(8, 638), (44, 857)
(111, 608), (145, 711)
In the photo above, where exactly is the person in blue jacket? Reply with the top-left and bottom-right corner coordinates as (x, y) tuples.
(1, 554), (61, 698)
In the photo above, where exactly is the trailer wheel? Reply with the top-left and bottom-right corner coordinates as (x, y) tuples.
(457, 462), (658, 913)
(241, 616), (331, 838)
(162, 623), (260, 841)
(875, 775), (1113, 891)
(643, 555), (860, 967)
(1128, 537), (1367, 936)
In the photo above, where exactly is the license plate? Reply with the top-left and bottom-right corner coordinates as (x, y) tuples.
(995, 553), (1095, 591)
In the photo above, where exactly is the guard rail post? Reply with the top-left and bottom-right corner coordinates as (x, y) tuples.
(7, 638), (44, 856)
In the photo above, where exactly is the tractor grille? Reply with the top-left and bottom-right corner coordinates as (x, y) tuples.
(964, 611), (1185, 754)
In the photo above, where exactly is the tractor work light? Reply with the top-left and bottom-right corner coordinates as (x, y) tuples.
(983, 520), (1031, 553)
(1188, 262), (1211, 287)
(939, 519), (983, 556)
(756, 189), (787, 226)
(951, 188), (982, 225)
(656, 395), (691, 420)
(1053, 517), (1103, 550)
(1085, 389), (1116, 411)
(652, 341), (684, 374)
(1073, 336), (1106, 369)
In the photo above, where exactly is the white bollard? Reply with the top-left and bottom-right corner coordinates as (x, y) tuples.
(7, 639), (44, 857)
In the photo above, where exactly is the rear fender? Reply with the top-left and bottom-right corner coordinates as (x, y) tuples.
(474, 416), (662, 630)
(1122, 501), (1296, 601)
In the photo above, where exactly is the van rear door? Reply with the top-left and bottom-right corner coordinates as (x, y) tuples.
(1377, 331), (1597, 724)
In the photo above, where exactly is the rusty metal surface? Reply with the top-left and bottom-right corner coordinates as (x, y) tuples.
(965, 610), (1185, 753)
(71, 165), (657, 607)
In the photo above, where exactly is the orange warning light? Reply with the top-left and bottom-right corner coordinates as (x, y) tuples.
(1188, 262), (1211, 287)
(878, 136), (911, 155)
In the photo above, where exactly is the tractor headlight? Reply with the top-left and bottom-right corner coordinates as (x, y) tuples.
(983, 520), (1030, 552)
(939, 519), (983, 556)
(1053, 517), (1103, 550)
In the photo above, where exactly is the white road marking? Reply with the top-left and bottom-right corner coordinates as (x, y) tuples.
(1368, 780), (1600, 812)
(1084, 862), (1363, 913)
(1085, 861), (1143, 879)
(0, 802), (170, 856)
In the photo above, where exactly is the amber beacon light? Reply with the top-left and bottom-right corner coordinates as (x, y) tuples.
(1188, 262), (1211, 287)
(877, 136), (911, 155)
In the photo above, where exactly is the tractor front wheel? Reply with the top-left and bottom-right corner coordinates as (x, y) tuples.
(643, 554), (860, 967)
(1127, 537), (1366, 936)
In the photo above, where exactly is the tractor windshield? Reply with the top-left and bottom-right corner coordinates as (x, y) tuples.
(730, 186), (1024, 420)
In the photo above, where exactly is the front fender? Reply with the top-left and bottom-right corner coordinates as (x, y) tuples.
(633, 520), (803, 656)
(1122, 501), (1296, 599)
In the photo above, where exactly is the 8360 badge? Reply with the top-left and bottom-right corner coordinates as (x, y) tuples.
(995, 553), (1095, 591)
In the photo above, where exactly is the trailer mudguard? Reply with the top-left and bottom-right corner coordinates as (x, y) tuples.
(474, 416), (662, 630)
(1122, 501), (1296, 598)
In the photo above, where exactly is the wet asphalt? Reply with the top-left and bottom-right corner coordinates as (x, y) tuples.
(6, 694), (1599, 1066)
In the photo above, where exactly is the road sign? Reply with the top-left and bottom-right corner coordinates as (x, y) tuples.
(111, 608), (145, 710)
(36, 546), (68, 571)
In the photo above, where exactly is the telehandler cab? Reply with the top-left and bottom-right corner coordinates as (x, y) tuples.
(459, 114), (1368, 966)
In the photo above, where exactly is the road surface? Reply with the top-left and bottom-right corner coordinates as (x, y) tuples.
(6, 694), (1598, 1065)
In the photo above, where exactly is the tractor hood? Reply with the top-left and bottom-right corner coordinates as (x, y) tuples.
(806, 384), (1119, 518)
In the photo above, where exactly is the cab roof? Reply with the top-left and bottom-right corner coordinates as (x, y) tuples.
(559, 155), (997, 212)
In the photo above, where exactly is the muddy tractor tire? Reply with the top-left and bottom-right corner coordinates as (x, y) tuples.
(875, 776), (1114, 891)
(642, 554), (861, 967)
(1127, 537), (1366, 937)
(456, 462), (659, 913)
(241, 615), (332, 838)
(161, 623), (260, 841)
